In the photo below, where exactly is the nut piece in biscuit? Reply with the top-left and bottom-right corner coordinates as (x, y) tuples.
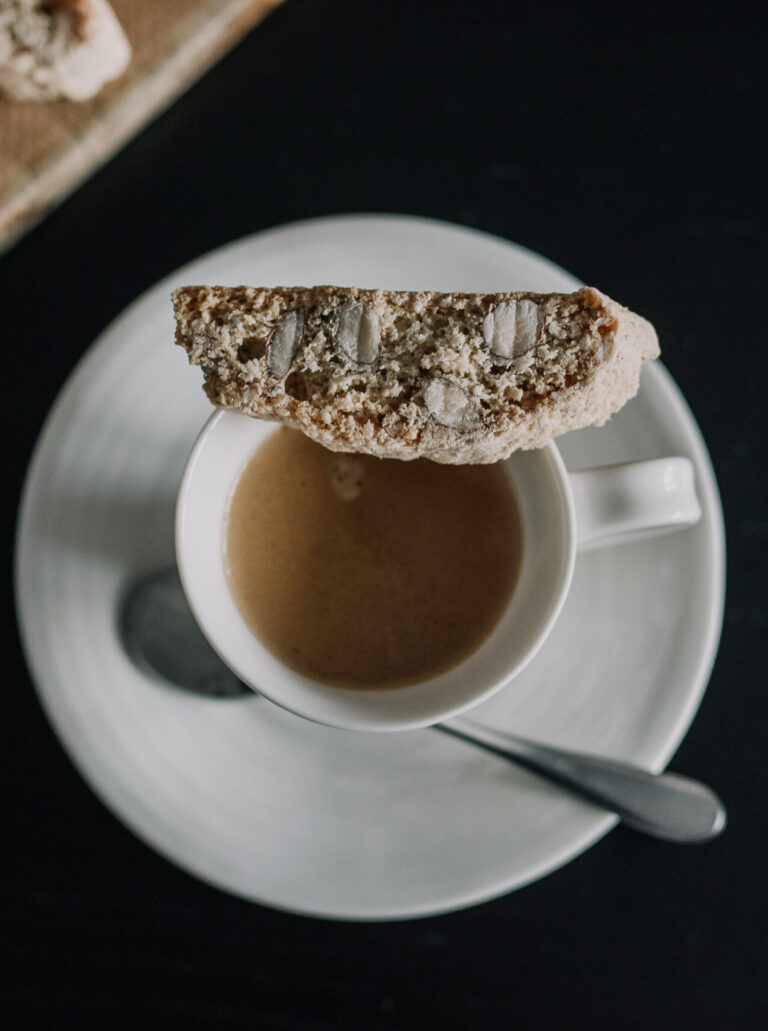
(267, 308), (304, 379)
(334, 301), (380, 365)
(483, 299), (543, 362)
(423, 378), (483, 433)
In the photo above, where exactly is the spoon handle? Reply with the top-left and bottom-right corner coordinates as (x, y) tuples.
(438, 718), (727, 843)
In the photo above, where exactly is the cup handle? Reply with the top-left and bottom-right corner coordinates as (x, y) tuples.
(568, 458), (702, 552)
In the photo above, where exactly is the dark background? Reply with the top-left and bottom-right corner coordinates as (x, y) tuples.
(4, 1), (767, 1027)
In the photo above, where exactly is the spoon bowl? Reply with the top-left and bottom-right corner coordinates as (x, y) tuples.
(121, 569), (249, 698)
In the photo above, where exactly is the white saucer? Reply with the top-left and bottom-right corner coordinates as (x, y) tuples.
(15, 215), (725, 920)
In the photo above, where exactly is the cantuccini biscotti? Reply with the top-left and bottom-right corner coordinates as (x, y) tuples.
(172, 285), (659, 464)
(0, 0), (130, 102)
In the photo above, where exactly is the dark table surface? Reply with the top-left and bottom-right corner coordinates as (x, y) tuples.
(4, 1), (767, 1027)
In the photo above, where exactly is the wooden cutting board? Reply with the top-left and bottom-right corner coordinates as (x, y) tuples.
(0, 0), (283, 255)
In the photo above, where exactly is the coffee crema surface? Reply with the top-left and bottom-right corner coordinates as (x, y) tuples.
(224, 428), (522, 689)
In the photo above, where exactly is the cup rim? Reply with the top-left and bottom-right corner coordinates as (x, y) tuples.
(176, 412), (576, 731)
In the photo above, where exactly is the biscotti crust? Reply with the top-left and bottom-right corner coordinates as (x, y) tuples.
(172, 285), (659, 464)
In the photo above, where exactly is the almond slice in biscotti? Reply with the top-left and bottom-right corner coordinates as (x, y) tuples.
(171, 285), (659, 465)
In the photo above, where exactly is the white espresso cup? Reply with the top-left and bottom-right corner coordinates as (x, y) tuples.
(177, 412), (701, 732)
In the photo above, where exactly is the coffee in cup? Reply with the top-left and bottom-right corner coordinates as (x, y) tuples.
(224, 427), (523, 690)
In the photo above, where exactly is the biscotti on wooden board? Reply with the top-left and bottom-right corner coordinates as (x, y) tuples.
(172, 285), (659, 464)
(0, 0), (131, 102)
